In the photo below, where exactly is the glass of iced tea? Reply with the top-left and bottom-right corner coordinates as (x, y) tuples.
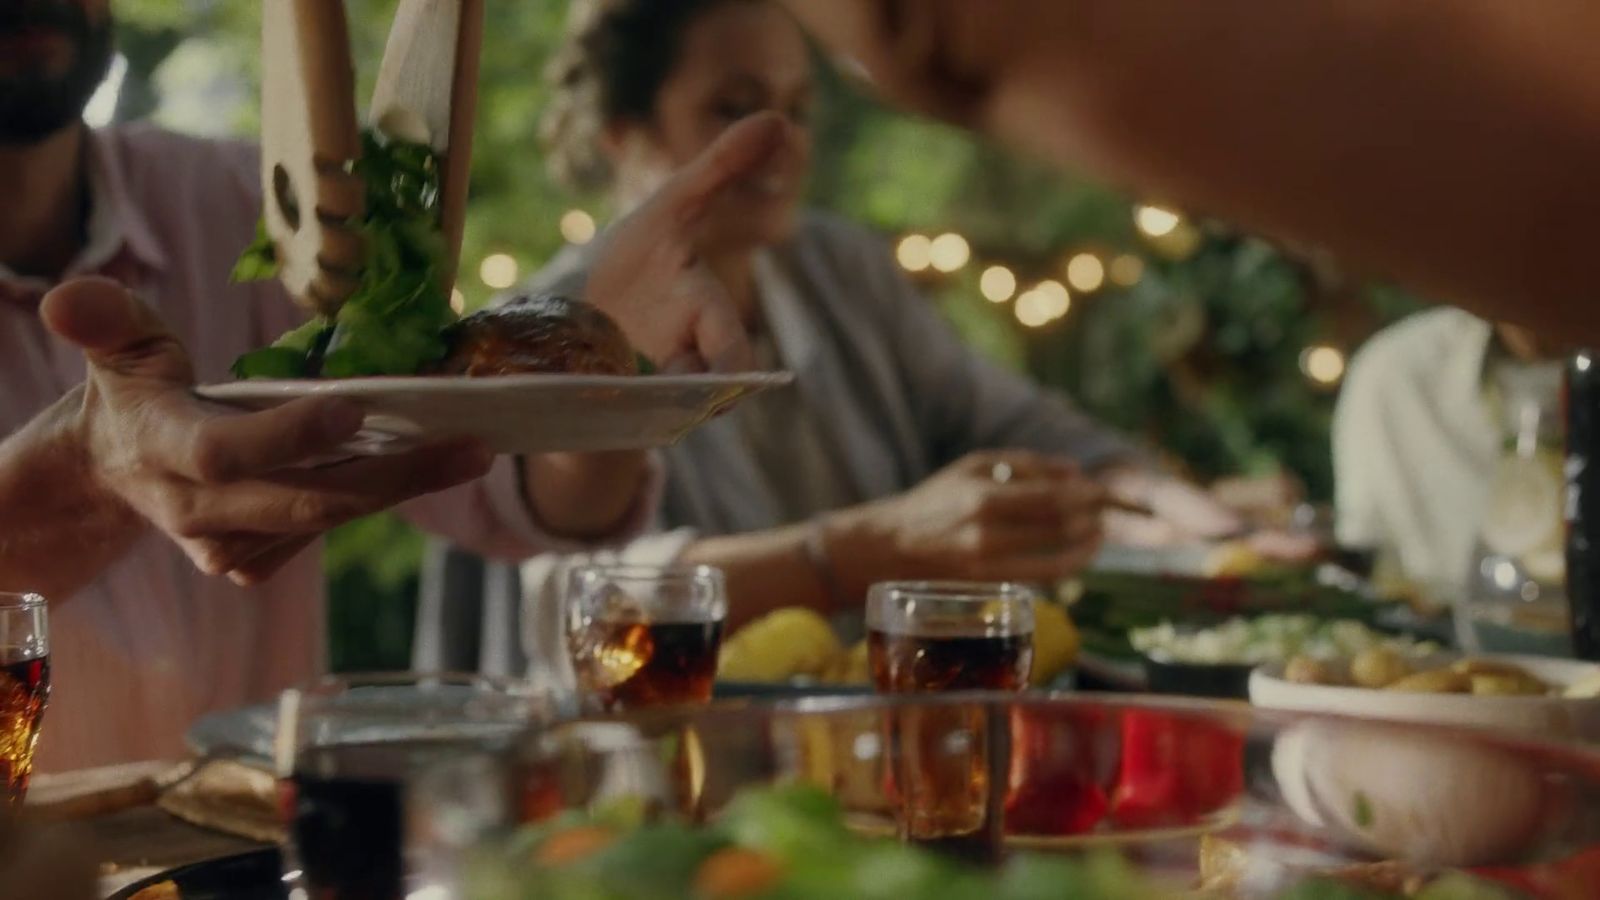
(867, 581), (1035, 859)
(0, 593), (48, 807)
(275, 672), (540, 900)
(565, 564), (727, 712)
(867, 581), (1036, 693)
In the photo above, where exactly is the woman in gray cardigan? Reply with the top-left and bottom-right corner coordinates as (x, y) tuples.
(415, 0), (1255, 678)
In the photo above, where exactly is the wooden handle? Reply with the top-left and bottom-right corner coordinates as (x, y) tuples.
(440, 0), (484, 290)
(369, 0), (483, 291)
(259, 0), (365, 314)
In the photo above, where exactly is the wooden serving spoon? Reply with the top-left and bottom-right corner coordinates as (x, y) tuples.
(370, 0), (484, 291)
(258, 0), (484, 315)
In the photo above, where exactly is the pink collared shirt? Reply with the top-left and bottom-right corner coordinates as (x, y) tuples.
(0, 124), (650, 771)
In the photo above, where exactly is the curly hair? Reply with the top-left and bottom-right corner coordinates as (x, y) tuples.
(541, 0), (763, 193)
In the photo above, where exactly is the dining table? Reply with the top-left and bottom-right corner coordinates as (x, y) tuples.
(13, 568), (1484, 899)
(27, 762), (272, 899)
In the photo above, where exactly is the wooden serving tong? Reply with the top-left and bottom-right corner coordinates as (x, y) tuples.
(259, 0), (484, 315)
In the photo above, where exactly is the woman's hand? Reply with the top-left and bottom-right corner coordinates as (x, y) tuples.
(1100, 467), (1244, 546)
(826, 449), (1106, 587)
(583, 112), (793, 373)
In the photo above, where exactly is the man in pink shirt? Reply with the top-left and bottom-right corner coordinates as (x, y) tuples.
(0, 0), (780, 769)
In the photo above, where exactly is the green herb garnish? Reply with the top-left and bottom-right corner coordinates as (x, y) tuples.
(232, 129), (458, 379)
(1351, 790), (1374, 829)
(230, 218), (279, 284)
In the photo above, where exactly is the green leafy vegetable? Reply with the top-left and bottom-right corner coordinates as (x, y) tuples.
(718, 781), (853, 859)
(560, 826), (729, 899)
(465, 784), (1174, 900)
(231, 315), (334, 379)
(230, 218), (279, 283)
(229, 346), (311, 380)
(231, 129), (458, 379)
(464, 783), (1520, 900)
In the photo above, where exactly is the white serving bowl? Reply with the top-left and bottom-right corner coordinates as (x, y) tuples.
(1250, 653), (1600, 739)
(1270, 718), (1554, 866)
(1254, 654), (1600, 866)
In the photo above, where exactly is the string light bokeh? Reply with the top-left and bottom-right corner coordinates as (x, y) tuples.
(896, 234), (933, 273)
(928, 233), (971, 273)
(1301, 344), (1347, 387)
(466, 200), (1339, 388)
(478, 253), (519, 290)
(560, 209), (597, 245)
(1109, 254), (1145, 288)
(1135, 205), (1181, 238)
(1065, 253), (1105, 293)
(979, 266), (1017, 303)
(876, 203), (1342, 388)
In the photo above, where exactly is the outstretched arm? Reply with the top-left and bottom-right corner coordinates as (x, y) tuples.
(0, 279), (492, 598)
(785, 0), (1600, 341)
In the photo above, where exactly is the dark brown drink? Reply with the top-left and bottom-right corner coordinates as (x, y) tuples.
(868, 629), (1032, 693)
(289, 744), (404, 900)
(0, 654), (49, 804)
(288, 737), (474, 900)
(869, 627), (1029, 859)
(570, 620), (723, 710)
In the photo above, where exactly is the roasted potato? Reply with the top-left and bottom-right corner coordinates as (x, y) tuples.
(1468, 672), (1550, 696)
(1351, 647), (1414, 689)
(1285, 655), (1339, 686)
(1384, 668), (1472, 694)
(1449, 658), (1551, 695)
(1452, 657), (1535, 678)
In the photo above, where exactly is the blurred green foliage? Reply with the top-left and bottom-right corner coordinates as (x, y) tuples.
(114, 1), (1419, 669)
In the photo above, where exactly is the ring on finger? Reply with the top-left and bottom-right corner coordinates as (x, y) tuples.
(991, 461), (1014, 485)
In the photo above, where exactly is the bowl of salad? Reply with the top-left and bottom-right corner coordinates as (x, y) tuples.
(1130, 614), (1439, 699)
(410, 694), (1600, 898)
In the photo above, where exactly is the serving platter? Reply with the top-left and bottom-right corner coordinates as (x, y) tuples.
(185, 703), (277, 767)
(183, 677), (866, 766)
(196, 371), (794, 455)
(432, 694), (1600, 897)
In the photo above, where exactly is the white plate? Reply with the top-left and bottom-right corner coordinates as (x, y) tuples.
(1250, 653), (1600, 739)
(1090, 543), (1214, 576)
(195, 372), (794, 455)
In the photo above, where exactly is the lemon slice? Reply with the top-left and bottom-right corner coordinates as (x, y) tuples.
(1480, 451), (1563, 559)
(1204, 540), (1267, 578)
(1030, 602), (1081, 686)
(718, 608), (842, 682)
